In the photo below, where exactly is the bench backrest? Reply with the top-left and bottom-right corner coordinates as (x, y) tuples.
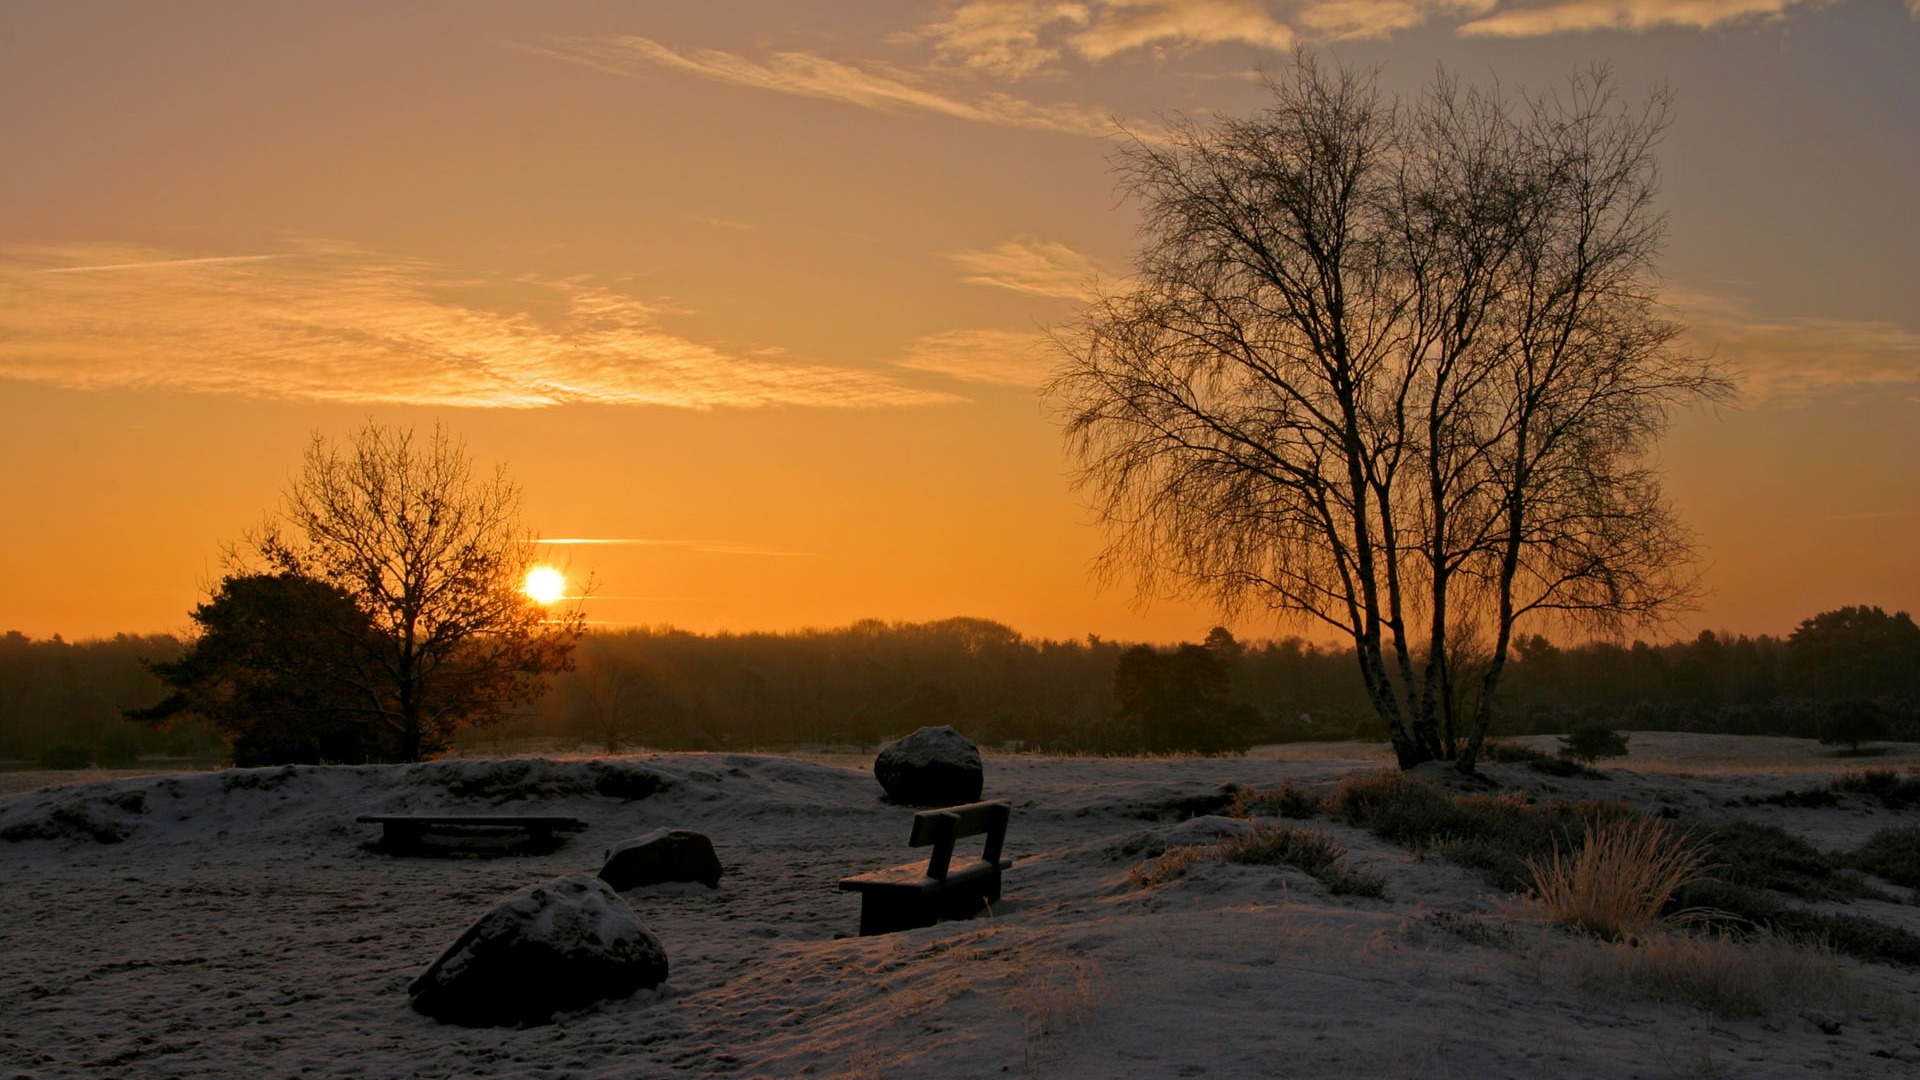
(908, 800), (1010, 881)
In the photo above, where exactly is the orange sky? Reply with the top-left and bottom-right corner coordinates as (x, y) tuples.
(2, 1), (1917, 645)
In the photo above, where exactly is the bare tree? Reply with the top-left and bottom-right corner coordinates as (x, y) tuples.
(246, 422), (582, 760)
(1049, 56), (1727, 771)
(568, 635), (650, 754)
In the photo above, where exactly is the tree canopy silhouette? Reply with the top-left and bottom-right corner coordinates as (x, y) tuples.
(1051, 56), (1727, 772)
(147, 423), (581, 763)
(135, 573), (393, 765)
(1786, 605), (1920, 700)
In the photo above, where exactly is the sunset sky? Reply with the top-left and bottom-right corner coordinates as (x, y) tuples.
(3, 1), (1916, 646)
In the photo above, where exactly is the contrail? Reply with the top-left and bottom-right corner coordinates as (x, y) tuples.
(36, 254), (286, 274)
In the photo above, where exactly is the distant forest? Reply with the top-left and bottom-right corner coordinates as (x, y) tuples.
(4, 606), (1918, 767)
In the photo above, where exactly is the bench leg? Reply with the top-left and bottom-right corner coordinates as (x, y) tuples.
(381, 822), (428, 850)
(859, 892), (936, 936)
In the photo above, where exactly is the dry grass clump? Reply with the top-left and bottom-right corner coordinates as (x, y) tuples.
(1228, 780), (1323, 819)
(1552, 932), (1868, 1021)
(1526, 816), (1704, 942)
(1003, 956), (1107, 1069)
(1131, 824), (1385, 897)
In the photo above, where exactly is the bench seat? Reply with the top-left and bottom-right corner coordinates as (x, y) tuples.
(839, 801), (1012, 935)
(356, 814), (587, 854)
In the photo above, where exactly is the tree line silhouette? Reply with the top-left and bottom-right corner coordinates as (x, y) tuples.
(3, 606), (1916, 767)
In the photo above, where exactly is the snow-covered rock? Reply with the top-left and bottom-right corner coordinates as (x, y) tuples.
(599, 828), (723, 890)
(408, 874), (668, 1027)
(873, 725), (984, 806)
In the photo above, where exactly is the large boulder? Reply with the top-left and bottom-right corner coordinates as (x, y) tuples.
(408, 874), (668, 1027)
(599, 828), (723, 890)
(873, 725), (984, 806)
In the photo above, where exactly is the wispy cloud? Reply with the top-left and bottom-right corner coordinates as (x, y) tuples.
(951, 237), (1104, 300)
(920, 0), (1296, 73)
(917, 1), (1859, 74)
(1069, 0), (1296, 59)
(531, 35), (1117, 136)
(893, 328), (1058, 387)
(1674, 289), (1920, 406)
(0, 243), (954, 410)
(1457, 0), (1836, 37)
(36, 253), (289, 274)
(1295, 1), (1498, 39)
(920, 0), (1091, 78)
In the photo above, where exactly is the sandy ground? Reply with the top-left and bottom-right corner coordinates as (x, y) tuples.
(2, 735), (1917, 1078)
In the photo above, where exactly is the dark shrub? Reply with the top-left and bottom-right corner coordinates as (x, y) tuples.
(1328, 772), (1634, 893)
(1849, 824), (1920, 890)
(1559, 722), (1630, 763)
(1830, 768), (1920, 810)
(1693, 820), (1873, 903)
(1819, 698), (1893, 753)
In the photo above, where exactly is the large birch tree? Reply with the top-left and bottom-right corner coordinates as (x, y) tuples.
(1050, 56), (1728, 771)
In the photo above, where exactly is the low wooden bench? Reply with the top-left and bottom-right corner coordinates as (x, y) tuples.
(356, 814), (588, 854)
(838, 801), (1012, 936)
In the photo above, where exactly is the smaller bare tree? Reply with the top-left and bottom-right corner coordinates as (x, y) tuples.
(241, 422), (582, 760)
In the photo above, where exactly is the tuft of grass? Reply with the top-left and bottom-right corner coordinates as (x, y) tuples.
(1005, 956), (1105, 1068)
(1527, 816), (1705, 942)
(1848, 823), (1920, 890)
(1228, 780), (1324, 820)
(1131, 824), (1385, 898)
(1129, 844), (1206, 888)
(1554, 931), (1867, 1021)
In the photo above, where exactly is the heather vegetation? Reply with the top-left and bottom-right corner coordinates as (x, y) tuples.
(3, 603), (1918, 767)
(1318, 771), (1920, 968)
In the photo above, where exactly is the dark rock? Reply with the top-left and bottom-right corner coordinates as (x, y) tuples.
(599, 828), (723, 890)
(873, 726), (984, 806)
(408, 874), (668, 1027)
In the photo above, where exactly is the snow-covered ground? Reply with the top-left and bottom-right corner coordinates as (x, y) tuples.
(3, 737), (1917, 1078)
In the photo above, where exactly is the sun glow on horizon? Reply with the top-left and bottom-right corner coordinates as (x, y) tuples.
(524, 566), (567, 605)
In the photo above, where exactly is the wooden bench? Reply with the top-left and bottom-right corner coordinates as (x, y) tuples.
(356, 814), (587, 854)
(838, 801), (1012, 936)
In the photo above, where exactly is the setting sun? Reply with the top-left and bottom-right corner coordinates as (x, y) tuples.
(523, 566), (566, 605)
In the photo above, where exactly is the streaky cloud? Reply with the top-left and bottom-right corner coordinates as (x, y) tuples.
(1295, 1), (1498, 40)
(1457, 0), (1836, 37)
(1068, 0), (1294, 60)
(893, 327), (1057, 387)
(531, 35), (1117, 137)
(1674, 288), (1920, 406)
(35, 253), (288, 274)
(918, 1), (1856, 73)
(919, 0), (1090, 79)
(0, 243), (955, 410)
(951, 237), (1104, 300)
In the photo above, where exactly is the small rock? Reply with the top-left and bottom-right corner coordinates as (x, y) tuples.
(874, 725), (984, 806)
(599, 828), (723, 890)
(408, 874), (668, 1026)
